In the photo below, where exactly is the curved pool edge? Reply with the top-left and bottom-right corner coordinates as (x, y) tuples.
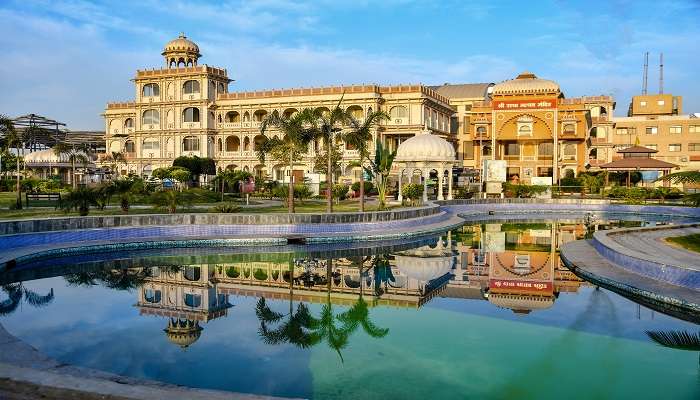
(560, 240), (700, 324)
(0, 323), (301, 400)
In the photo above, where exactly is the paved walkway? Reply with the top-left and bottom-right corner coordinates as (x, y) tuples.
(0, 323), (300, 400)
(561, 240), (700, 323)
(607, 225), (700, 271)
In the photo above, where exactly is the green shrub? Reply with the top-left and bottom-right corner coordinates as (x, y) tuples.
(503, 183), (549, 198)
(454, 187), (473, 199)
(225, 267), (240, 278)
(351, 181), (374, 193)
(253, 268), (268, 280)
(402, 183), (424, 205)
(271, 270), (279, 280)
(332, 184), (349, 201)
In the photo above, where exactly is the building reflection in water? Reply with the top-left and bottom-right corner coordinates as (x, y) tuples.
(130, 222), (599, 348)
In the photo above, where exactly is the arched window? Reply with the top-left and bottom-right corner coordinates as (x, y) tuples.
(182, 136), (199, 151)
(218, 82), (225, 93)
(225, 136), (240, 152)
(347, 105), (363, 119)
(144, 288), (161, 303)
(253, 110), (267, 122)
(124, 140), (135, 153)
(124, 118), (134, 128)
(390, 106), (407, 119)
(184, 293), (202, 308)
(254, 135), (266, 150)
(243, 111), (250, 122)
(225, 111), (240, 123)
(183, 80), (200, 94)
(142, 138), (159, 150)
(283, 108), (298, 118)
(142, 109), (160, 125)
(183, 107), (200, 122)
(476, 126), (487, 136)
(184, 266), (201, 281)
(142, 83), (159, 97)
(243, 137), (251, 151)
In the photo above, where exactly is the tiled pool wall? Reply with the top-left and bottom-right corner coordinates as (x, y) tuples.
(591, 228), (700, 290)
(0, 205), (441, 235)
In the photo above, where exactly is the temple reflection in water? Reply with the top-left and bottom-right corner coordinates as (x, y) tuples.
(131, 222), (594, 348)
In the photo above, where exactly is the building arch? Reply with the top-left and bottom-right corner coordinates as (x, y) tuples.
(242, 111), (251, 122)
(283, 108), (298, 118)
(225, 111), (240, 123)
(390, 105), (407, 119)
(142, 83), (160, 97)
(243, 136), (251, 151)
(124, 118), (134, 128)
(253, 109), (268, 122)
(142, 109), (160, 125)
(347, 105), (363, 119)
(253, 134), (266, 150)
(182, 136), (200, 152)
(183, 80), (200, 94)
(225, 135), (240, 152)
(183, 107), (200, 123)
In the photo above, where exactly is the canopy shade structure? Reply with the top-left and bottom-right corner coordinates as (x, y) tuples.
(600, 144), (678, 187)
(2, 114), (67, 150)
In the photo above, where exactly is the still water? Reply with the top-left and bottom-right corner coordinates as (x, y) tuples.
(1, 217), (698, 399)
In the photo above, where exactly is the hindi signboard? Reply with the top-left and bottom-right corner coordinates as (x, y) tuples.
(493, 98), (557, 110)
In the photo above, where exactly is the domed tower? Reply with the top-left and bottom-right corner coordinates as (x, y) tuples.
(164, 318), (203, 349)
(162, 33), (202, 68)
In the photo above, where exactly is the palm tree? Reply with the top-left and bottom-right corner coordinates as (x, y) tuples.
(655, 171), (700, 206)
(365, 141), (397, 210)
(108, 177), (137, 212)
(150, 189), (198, 213)
(343, 110), (389, 212)
(1, 283), (55, 316)
(646, 330), (700, 364)
(338, 256), (389, 339)
(256, 262), (318, 348)
(258, 111), (315, 213)
(301, 99), (353, 213)
(0, 115), (23, 208)
(57, 186), (99, 216)
(308, 259), (351, 362)
(53, 142), (89, 189)
(214, 169), (252, 202)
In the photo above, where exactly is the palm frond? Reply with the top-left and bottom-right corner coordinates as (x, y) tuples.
(655, 170), (700, 184)
(22, 288), (54, 307)
(646, 330), (700, 350)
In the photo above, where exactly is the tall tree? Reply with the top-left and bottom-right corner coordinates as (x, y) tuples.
(257, 110), (314, 213)
(0, 115), (23, 208)
(364, 141), (397, 210)
(343, 110), (389, 212)
(301, 99), (353, 213)
(53, 142), (89, 189)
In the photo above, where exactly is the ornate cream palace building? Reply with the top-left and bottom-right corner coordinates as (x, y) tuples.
(103, 34), (466, 181)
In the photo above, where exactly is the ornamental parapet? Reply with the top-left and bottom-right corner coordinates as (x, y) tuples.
(135, 65), (228, 78)
(106, 102), (136, 109)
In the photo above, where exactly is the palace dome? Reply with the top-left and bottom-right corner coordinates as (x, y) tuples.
(162, 33), (201, 57)
(24, 148), (91, 166)
(395, 126), (456, 162)
(492, 72), (560, 95)
(488, 293), (555, 314)
(164, 318), (203, 349)
(394, 245), (456, 282)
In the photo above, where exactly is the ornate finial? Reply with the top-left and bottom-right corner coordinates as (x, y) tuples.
(179, 32), (186, 38)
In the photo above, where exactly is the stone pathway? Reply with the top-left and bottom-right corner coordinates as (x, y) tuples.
(561, 240), (700, 322)
(607, 225), (700, 271)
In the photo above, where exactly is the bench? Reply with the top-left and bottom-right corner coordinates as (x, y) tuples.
(25, 192), (61, 207)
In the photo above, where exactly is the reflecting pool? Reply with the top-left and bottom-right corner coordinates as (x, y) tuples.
(1, 216), (699, 399)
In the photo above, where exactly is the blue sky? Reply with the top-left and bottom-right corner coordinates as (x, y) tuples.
(1, 0), (699, 130)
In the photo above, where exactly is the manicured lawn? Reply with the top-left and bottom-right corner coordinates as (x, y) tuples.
(666, 233), (700, 254)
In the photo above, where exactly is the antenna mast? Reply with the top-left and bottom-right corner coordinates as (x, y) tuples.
(642, 52), (648, 95)
(659, 52), (664, 94)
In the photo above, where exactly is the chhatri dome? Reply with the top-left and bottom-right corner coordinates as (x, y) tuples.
(164, 318), (203, 349)
(163, 33), (202, 68)
(492, 71), (560, 95)
(395, 125), (456, 162)
(23, 148), (91, 166)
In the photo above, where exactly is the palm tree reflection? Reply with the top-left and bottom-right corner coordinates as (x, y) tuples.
(255, 257), (389, 363)
(0, 283), (54, 316)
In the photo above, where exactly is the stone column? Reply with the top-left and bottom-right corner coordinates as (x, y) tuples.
(448, 167), (453, 200)
(397, 168), (404, 202)
(422, 169), (429, 203)
(437, 169), (444, 200)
